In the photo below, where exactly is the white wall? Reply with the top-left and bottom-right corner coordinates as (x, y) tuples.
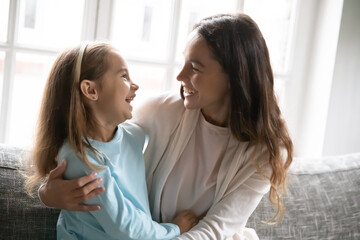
(283, 0), (320, 157)
(323, 0), (360, 155)
(284, 0), (345, 157)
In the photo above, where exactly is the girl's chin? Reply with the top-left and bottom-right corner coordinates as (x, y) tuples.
(125, 112), (132, 120)
(118, 111), (132, 124)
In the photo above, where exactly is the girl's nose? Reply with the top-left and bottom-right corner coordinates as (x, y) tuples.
(131, 82), (139, 91)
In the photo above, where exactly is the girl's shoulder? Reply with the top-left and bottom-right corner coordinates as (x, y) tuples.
(57, 140), (96, 179)
(57, 140), (75, 164)
(121, 122), (145, 139)
(120, 122), (147, 151)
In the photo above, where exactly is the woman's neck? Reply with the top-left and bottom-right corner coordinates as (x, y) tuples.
(201, 108), (229, 127)
(200, 94), (231, 127)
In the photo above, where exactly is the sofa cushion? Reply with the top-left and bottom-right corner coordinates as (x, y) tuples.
(0, 144), (60, 240)
(247, 154), (360, 239)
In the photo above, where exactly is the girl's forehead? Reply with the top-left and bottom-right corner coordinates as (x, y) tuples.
(107, 51), (128, 68)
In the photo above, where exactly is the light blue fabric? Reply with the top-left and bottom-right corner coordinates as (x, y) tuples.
(56, 122), (180, 240)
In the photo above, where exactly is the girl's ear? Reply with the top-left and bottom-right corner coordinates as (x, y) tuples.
(80, 80), (98, 101)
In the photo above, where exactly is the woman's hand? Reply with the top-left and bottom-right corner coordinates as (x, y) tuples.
(38, 160), (105, 211)
(172, 210), (199, 234)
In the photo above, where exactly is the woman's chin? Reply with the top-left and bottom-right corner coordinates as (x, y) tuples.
(183, 100), (199, 110)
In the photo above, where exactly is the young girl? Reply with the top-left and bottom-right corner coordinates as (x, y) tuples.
(25, 42), (197, 240)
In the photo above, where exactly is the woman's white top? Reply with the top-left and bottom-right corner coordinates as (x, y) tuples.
(161, 113), (238, 222)
(132, 92), (272, 240)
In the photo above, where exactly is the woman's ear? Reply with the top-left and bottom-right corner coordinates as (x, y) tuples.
(80, 80), (98, 101)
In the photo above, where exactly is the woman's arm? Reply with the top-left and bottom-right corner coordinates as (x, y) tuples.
(38, 160), (105, 211)
(173, 170), (270, 240)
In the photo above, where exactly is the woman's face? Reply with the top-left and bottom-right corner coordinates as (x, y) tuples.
(177, 31), (231, 118)
(96, 50), (138, 125)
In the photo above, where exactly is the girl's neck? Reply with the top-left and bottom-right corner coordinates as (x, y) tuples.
(87, 123), (117, 142)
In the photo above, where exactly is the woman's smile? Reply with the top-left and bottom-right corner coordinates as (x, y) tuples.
(183, 86), (198, 96)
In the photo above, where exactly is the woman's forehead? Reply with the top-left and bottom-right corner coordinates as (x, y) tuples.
(184, 32), (206, 54)
(184, 33), (219, 65)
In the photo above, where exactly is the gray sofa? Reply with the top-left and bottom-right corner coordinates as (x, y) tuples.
(1, 143), (359, 239)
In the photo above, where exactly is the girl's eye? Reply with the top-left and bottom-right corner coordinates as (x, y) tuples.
(122, 74), (129, 80)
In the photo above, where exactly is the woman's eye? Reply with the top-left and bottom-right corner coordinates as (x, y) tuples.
(122, 74), (129, 80)
(191, 66), (199, 72)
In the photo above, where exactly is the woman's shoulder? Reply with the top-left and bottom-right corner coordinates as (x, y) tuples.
(133, 91), (184, 118)
(131, 91), (185, 132)
(142, 91), (182, 105)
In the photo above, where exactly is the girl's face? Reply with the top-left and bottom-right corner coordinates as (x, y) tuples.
(96, 50), (138, 125)
(177, 31), (231, 119)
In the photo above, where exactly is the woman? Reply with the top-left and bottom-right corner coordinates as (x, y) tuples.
(39, 13), (293, 239)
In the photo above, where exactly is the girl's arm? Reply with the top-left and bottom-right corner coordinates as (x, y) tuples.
(61, 151), (194, 240)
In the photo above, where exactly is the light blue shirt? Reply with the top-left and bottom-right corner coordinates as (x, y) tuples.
(56, 123), (180, 240)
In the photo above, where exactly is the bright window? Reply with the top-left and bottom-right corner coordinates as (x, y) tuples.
(111, 0), (173, 62)
(175, 0), (239, 62)
(0, 0), (86, 149)
(0, 0), (10, 43)
(7, 53), (55, 146)
(17, 0), (85, 49)
(0, 0), (297, 149)
(244, 0), (296, 75)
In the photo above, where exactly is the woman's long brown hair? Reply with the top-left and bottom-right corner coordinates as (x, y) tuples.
(25, 42), (115, 196)
(182, 13), (293, 222)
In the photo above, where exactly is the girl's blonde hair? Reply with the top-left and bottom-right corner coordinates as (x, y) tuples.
(25, 42), (116, 196)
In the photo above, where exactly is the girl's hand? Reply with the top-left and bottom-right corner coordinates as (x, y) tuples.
(39, 160), (105, 211)
(172, 210), (199, 234)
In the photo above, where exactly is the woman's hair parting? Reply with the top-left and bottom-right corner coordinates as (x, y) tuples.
(191, 13), (293, 222)
(25, 41), (116, 196)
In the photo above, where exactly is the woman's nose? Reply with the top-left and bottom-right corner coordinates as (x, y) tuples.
(176, 66), (186, 82)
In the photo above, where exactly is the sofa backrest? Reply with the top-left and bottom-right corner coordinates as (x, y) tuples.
(0, 144), (60, 240)
(247, 153), (360, 239)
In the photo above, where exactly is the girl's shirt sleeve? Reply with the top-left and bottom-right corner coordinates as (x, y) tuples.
(59, 146), (180, 240)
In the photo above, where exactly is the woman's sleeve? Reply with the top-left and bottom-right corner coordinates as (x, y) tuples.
(131, 91), (184, 135)
(62, 153), (180, 240)
(173, 167), (271, 240)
